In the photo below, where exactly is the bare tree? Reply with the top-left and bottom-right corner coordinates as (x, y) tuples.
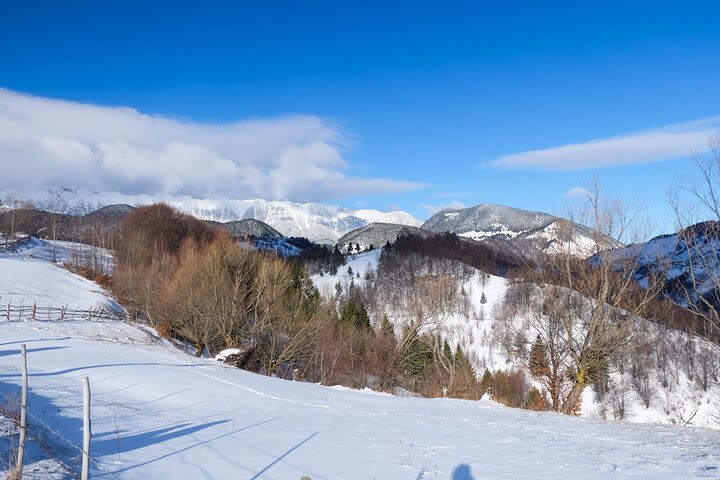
(535, 180), (664, 414)
(668, 133), (720, 339)
(44, 192), (70, 262)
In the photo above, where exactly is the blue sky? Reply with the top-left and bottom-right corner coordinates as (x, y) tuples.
(1, 1), (719, 233)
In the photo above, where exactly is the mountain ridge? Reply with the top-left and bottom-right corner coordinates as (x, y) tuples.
(422, 203), (622, 258)
(1, 188), (421, 244)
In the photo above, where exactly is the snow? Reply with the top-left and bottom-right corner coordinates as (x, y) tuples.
(1, 239), (719, 479)
(214, 348), (242, 362)
(1, 320), (719, 479)
(6, 237), (113, 269)
(312, 249), (381, 295)
(0, 256), (119, 312)
(460, 226), (524, 240)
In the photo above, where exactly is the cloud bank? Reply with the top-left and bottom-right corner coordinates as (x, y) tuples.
(488, 117), (720, 170)
(0, 88), (424, 201)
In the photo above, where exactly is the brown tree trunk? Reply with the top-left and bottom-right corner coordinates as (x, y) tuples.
(561, 368), (587, 415)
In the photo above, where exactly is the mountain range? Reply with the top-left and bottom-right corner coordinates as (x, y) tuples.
(0, 188), (421, 245)
(2, 189), (624, 258)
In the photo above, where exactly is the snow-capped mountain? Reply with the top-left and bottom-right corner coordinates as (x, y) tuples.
(422, 204), (621, 258)
(335, 222), (431, 252)
(2, 188), (421, 245)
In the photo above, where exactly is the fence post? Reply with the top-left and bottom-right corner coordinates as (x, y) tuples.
(15, 344), (28, 478)
(82, 376), (91, 480)
(6, 303), (9, 321)
(32, 303), (36, 320)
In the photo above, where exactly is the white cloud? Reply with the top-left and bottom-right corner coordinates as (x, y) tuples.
(0, 88), (425, 201)
(418, 200), (466, 216)
(563, 186), (590, 199)
(488, 117), (720, 170)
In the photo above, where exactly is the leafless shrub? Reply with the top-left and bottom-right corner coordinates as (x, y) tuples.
(630, 352), (656, 408)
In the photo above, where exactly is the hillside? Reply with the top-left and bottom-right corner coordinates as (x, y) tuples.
(312, 247), (720, 429)
(597, 221), (720, 315)
(0, 251), (718, 478)
(208, 218), (282, 239)
(422, 204), (621, 258)
(335, 222), (431, 252)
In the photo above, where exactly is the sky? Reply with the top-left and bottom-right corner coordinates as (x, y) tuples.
(1, 1), (719, 234)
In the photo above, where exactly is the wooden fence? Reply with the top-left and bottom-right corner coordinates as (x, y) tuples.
(2, 303), (126, 322)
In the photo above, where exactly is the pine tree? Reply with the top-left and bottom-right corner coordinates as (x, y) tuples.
(442, 339), (453, 365)
(341, 296), (370, 329)
(454, 343), (475, 377)
(480, 291), (487, 304)
(481, 368), (493, 388)
(401, 328), (434, 381)
(334, 282), (343, 298)
(347, 265), (353, 276)
(529, 335), (550, 379)
(524, 386), (547, 411)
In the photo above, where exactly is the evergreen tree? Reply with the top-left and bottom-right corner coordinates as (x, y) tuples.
(347, 265), (353, 276)
(341, 296), (370, 329)
(529, 335), (550, 379)
(481, 368), (493, 388)
(383, 240), (392, 251)
(401, 328), (434, 381)
(355, 242), (360, 252)
(368, 243), (374, 251)
(334, 282), (343, 298)
(480, 291), (487, 304)
(442, 339), (453, 365)
(454, 343), (475, 377)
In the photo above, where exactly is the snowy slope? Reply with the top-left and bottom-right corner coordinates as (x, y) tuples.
(6, 237), (114, 270)
(0, 258), (118, 312)
(598, 221), (720, 311)
(1, 321), (719, 479)
(313, 249), (381, 295)
(4, 188), (421, 245)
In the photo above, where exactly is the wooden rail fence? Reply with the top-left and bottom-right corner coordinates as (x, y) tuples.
(2, 303), (125, 322)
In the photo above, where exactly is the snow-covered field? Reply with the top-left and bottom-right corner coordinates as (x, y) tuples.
(0, 247), (719, 479)
(2, 321), (719, 479)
